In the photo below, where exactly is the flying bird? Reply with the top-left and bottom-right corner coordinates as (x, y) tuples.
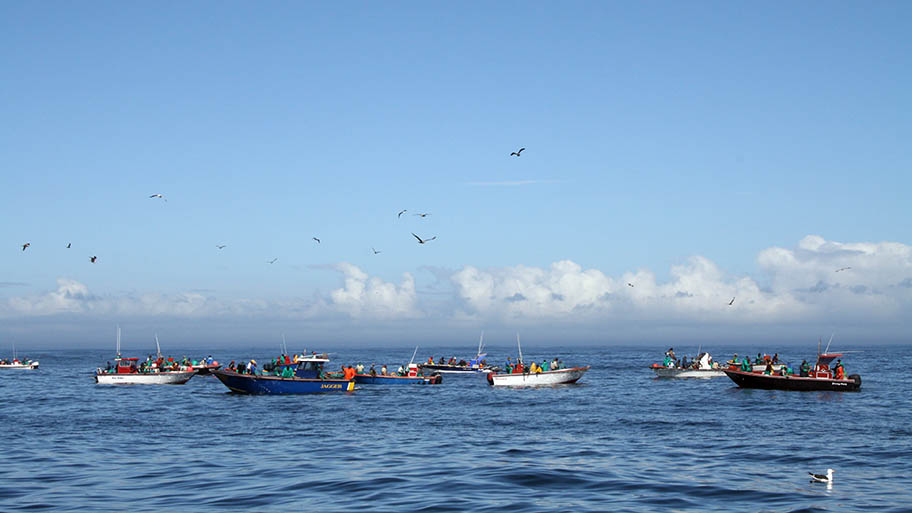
(90, 256), (97, 263)
(66, 243), (71, 248)
(398, 209), (407, 219)
(21, 243), (30, 251)
(267, 258), (278, 264)
(312, 237), (321, 244)
(627, 283), (634, 287)
(835, 267), (851, 272)
(510, 147), (525, 157)
(372, 247), (381, 254)
(728, 297), (735, 306)
(412, 233), (436, 244)
(149, 194), (166, 201)
(216, 245), (226, 249)
(809, 469), (834, 484)
(414, 213), (430, 218)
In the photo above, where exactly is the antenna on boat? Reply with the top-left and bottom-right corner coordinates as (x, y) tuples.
(282, 333), (288, 355)
(516, 332), (523, 364)
(408, 345), (419, 366)
(824, 333), (834, 354)
(478, 331), (485, 358)
(116, 325), (121, 359)
(154, 333), (162, 359)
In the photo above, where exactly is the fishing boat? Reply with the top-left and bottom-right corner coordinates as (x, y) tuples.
(486, 334), (589, 387)
(355, 363), (442, 385)
(0, 358), (39, 370)
(723, 341), (861, 391)
(418, 332), (497, 374)
(211, 353), (355, 394)
(191, 357), (222, 375)
(651, 352), (725, 378)
(95, 329), (195, 385)
(0, 344), (39, 369)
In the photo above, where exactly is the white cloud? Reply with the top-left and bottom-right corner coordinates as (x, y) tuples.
(328, 263), (418, 319)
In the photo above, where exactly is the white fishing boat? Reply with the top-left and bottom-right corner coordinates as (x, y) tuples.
(95, 328), (194, 385)
(651, 352), (726, 378)
(486, 334), (589, 387)
(0, 345), (39, 369)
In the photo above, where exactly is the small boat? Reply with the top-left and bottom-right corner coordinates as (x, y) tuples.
(0, 344), (38, 369)
(486, 333), (589, 387)
(355, 363), (442, 385)
(0, 359), (39, 370)
(191, 358), (222, 375)
(651, 352), (725, 378)
(724, 347), (861, 392)
(212, 353), (354, 394)
(95, 329), (195, 385)
(418, 332), (498, 374)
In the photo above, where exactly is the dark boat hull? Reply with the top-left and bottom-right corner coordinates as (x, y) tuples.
(212, 369), (354, 394)
(354, 374), (442, 385)
(724, 369), (861, 391)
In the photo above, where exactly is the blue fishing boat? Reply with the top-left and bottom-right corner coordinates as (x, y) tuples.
(212, 354), (354, 394)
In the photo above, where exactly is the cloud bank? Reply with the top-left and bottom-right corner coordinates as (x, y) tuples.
(2, 236), (910, 344)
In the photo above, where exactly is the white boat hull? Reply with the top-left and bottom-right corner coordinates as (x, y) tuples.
(95, 371), (195, 385)
(0, 361), (39, 370)
(489, 366), (589, 387)
(652, 367), (726, 378)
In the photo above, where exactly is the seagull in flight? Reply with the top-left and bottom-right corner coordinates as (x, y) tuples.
(414, 213), (430, 218)
(216, 244), (226, 249)
(21, 242), (30, 251)
(90, 256), (97, 263)
(66, 243), (71, 248)
(398, 209), (407, 219)
(510, 147), (525, 157)
(809, 469), (833, 484)
(627, 283), (634, 287)
(312, 237), (321, 244)
(372, 247), (381, 254)
(412, 233), (436, 244)
(729, 297), (735, 306)
(149, 194), (166, 201)
(267, 258), (278, 264)
(835, 267), (852, 272)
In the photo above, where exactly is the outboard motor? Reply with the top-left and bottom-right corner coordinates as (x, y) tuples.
(849, 374), (862, 389)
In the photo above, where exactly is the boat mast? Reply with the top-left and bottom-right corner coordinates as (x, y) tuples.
(516, 332), (523, 364)
(477, 331), (485, 358)
(282, 333), (288, 355)
(116, 325), (121, 359)
(154, 333), (162, 359)
(824, 333), (834, 354)
(408, 345), (419, 366)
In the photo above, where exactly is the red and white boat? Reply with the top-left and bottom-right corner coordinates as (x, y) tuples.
(95, 329), (195, 385)
(0, 358), (39, 370)
(724, 345), (861, 392)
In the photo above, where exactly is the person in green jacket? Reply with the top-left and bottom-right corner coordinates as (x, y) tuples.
(740, 356), (751, 372)
(541, 360), (550, 372)
(281, 365), (294, 378)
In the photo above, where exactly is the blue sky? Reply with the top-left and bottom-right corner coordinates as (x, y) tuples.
(1, 2), (910, 348)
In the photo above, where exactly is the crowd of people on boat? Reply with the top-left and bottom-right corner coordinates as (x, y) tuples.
(0, 357), (34, 365)
(226, 353), (330, 378)
(661, 348), (720, 369)
(426, 356), (489, 368)
(723, 353), (847, 379)
(500, 357), (562, 374)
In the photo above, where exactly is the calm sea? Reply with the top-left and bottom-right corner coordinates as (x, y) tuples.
(0, 344), (909, 512)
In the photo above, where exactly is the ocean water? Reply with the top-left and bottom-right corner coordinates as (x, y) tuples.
(0, 344), (909, 512)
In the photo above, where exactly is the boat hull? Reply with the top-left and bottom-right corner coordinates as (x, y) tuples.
(724, 369), (861, 391)
(354, 374), (442, 385)
(212, 369), (355, 394)
(0, 362), (39, 370)
(652, 367), (726, 378)
(95, 371), (195, 385)
(192, 365), (221, 375)
(487, 366), (590, 387)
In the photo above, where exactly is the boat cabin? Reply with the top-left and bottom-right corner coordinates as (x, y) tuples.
(115, 357), (139, 374)
(289, 356), (329, 379)
(812, 353), (842, 379)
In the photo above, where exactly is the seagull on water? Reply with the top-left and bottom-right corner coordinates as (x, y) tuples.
(729, 297), (735, 306)
(835, 267), (851, 272)
(216, 244), (226, 249)
(22, 242), (30, 251)
(313, 237), (321, 244)
(90, 256), (97, 263)
(412, 233), (436, 244)
(267, 258), (278, 264)
(398, 209), (407, 219)
(809, 469), (834, 484)
(149, 193), (166, 201)
(510, 147), (525, 157)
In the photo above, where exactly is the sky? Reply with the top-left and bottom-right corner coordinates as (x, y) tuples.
(1, 1), (910, 349)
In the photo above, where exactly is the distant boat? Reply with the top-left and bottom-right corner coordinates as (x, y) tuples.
(651, 352), (726, 378)
(486, 333), (589, 387)
(211, 353), (354, 394)
(418, 332), (497, 374)
(0, 344), (39, 370)
(95, 328), (195, 385)
(355, 363), (442, 385)
(724, 341), (861, 391)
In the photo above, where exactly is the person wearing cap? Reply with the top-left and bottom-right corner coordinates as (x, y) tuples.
(834, 359), (845, 379)
(248, 359), (257, 375)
